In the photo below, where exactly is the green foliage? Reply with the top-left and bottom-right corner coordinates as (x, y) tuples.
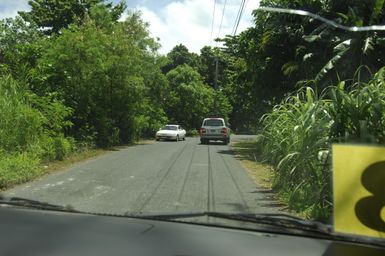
(211, 90), (232, 122)
(162, 44), (200, 74)
(0, 74), (75, 189)
(165, 65), (231, 130)
(329, 67), (385, 143)
(19, 0), (126, 35)
(0, 151), (42, 189)
(187, 129), (199, 136)
(258, 87), (332, 220)
(218, 0), (385, 130)
(37, 135), (75, 161)
(0, 16), (44, 80)
(0, 75), (45, 152)
(34, 10), (166, 147)
(258, 68), (385, 221)
(198, 46), (229, 89)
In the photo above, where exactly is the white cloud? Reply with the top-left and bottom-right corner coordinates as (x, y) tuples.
(134, 0), (260, 54)
(0, 0), (30, 20)
(2, 0), (260, 55)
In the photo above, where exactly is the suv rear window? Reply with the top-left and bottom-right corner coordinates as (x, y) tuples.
(203, 119), (224, 126)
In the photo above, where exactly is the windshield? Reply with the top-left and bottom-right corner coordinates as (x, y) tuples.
(161, 126), (178, 130)
(203, 119), (224, 127)
(1, 0), (385, 244)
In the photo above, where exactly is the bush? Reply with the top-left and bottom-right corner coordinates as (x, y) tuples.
(0, 152), (41, 189)
(258, 87), (332, 220)
(187, 129), (199, 136)
(0, 75), (45, 152)
(53, 136), (72, 160)
(329, 68), (385, 144)
(38, 135), (76, 161)
(258, 68), (385, 221)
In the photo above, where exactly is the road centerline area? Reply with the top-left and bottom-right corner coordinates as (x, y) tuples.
(207, 145), (216, 212)
(175, 143), (197, 210)
(3, 136), (283, 215)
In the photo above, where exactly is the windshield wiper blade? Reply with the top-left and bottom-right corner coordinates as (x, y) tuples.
(136, 211), (385, 247)
(0, 196), (76, 212)
(212, 212), (332, 234)
(136, 211), (331, 235)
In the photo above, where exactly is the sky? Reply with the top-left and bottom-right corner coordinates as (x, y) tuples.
(0, 0), (260, 54)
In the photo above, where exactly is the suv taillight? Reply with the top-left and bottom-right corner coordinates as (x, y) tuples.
(221, 128), (227, 134)
(200, 128), (206, 134)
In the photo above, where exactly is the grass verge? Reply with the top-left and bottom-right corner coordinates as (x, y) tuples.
(42, 139), (155, 174)
(232, 141), (274, 189)
(41, 148), (107, 174)
(232, 140), (299, 216)
(1, 140), (153, 191)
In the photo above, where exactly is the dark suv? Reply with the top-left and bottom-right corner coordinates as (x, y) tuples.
(200, 118), (230, 144)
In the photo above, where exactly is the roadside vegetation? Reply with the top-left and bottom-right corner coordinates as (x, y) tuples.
(0, 0), (231, 189)
(258, 69), (385, 220)
(248, 0), (385, 221)
(2, 0), (385, 221)
(232, 141), (274, 190)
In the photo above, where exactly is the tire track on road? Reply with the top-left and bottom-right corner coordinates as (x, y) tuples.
(216, 145), (250, 212)
(133, 141), (190, 213)
(207, 145), (216, 212)
(175, 143), (196, 211)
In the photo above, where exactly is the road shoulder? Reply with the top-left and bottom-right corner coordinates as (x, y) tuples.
(231, 139), (293, 214)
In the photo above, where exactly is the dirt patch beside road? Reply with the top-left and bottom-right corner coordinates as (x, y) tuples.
(232, 140), (292, 213)
(232, 141), (273, 188)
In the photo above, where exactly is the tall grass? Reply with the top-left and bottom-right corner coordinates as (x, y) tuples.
(0, 75), (76, 189)
(0, 75), (44, 152)
(258, 68), (385, 221)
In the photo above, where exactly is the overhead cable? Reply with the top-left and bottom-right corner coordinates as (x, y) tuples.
(210, 0), (217, 45)
(257, 6), (385, 32)
(233, 0), (249, 35)
(216, 0), (228, 46)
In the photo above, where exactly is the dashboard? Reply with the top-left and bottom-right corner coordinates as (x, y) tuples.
(1, 207), (384, 256)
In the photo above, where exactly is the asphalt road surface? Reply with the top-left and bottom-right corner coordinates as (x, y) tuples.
(3, 135), (283, 215)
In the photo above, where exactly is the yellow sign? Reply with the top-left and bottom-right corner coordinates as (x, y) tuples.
(333, 144), (385, 239)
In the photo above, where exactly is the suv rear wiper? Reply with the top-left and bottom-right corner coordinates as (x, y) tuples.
(132, 211), (385, 247)
(0, 196), (76, 212)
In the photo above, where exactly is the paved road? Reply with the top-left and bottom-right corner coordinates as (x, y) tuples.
(3, 135), (282, 215)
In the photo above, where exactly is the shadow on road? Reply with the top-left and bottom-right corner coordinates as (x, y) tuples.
(222, 202), (250, 213)
(198, 142), (228, 146)
(108, 141), (155, 151)
(259, 202), (287, 208)
(216, 149), (235, 155)
(250, 188), (274, 194)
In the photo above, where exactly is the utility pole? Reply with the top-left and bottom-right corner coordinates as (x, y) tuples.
(214, 57), (219, 115)
(214, 57), (218, 90)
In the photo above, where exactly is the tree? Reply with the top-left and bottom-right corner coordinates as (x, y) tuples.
(301, 0), (385, 85)
(251, 0), (385, 88)
(33, 9), (167, 146)
(19, 0), (126, 35)
(161, 44), (200, 74)
(198, 46), (228, 89)
(165, 64), (230, 130)
(0, 16), (44, 80)
(216, 0), (385, 131)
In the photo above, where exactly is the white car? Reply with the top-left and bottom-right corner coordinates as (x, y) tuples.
(155, 125), (186, 141)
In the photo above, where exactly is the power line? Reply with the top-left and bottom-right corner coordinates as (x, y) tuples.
(232, 0), (248, 36)
(215, 0), (228, 46)
(258, 6), (385, 31)
(231, 0), (244, 35)
(209, 0), (217, 46)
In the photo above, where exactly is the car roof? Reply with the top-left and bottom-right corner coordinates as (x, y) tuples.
(203, 118), (224, 120)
